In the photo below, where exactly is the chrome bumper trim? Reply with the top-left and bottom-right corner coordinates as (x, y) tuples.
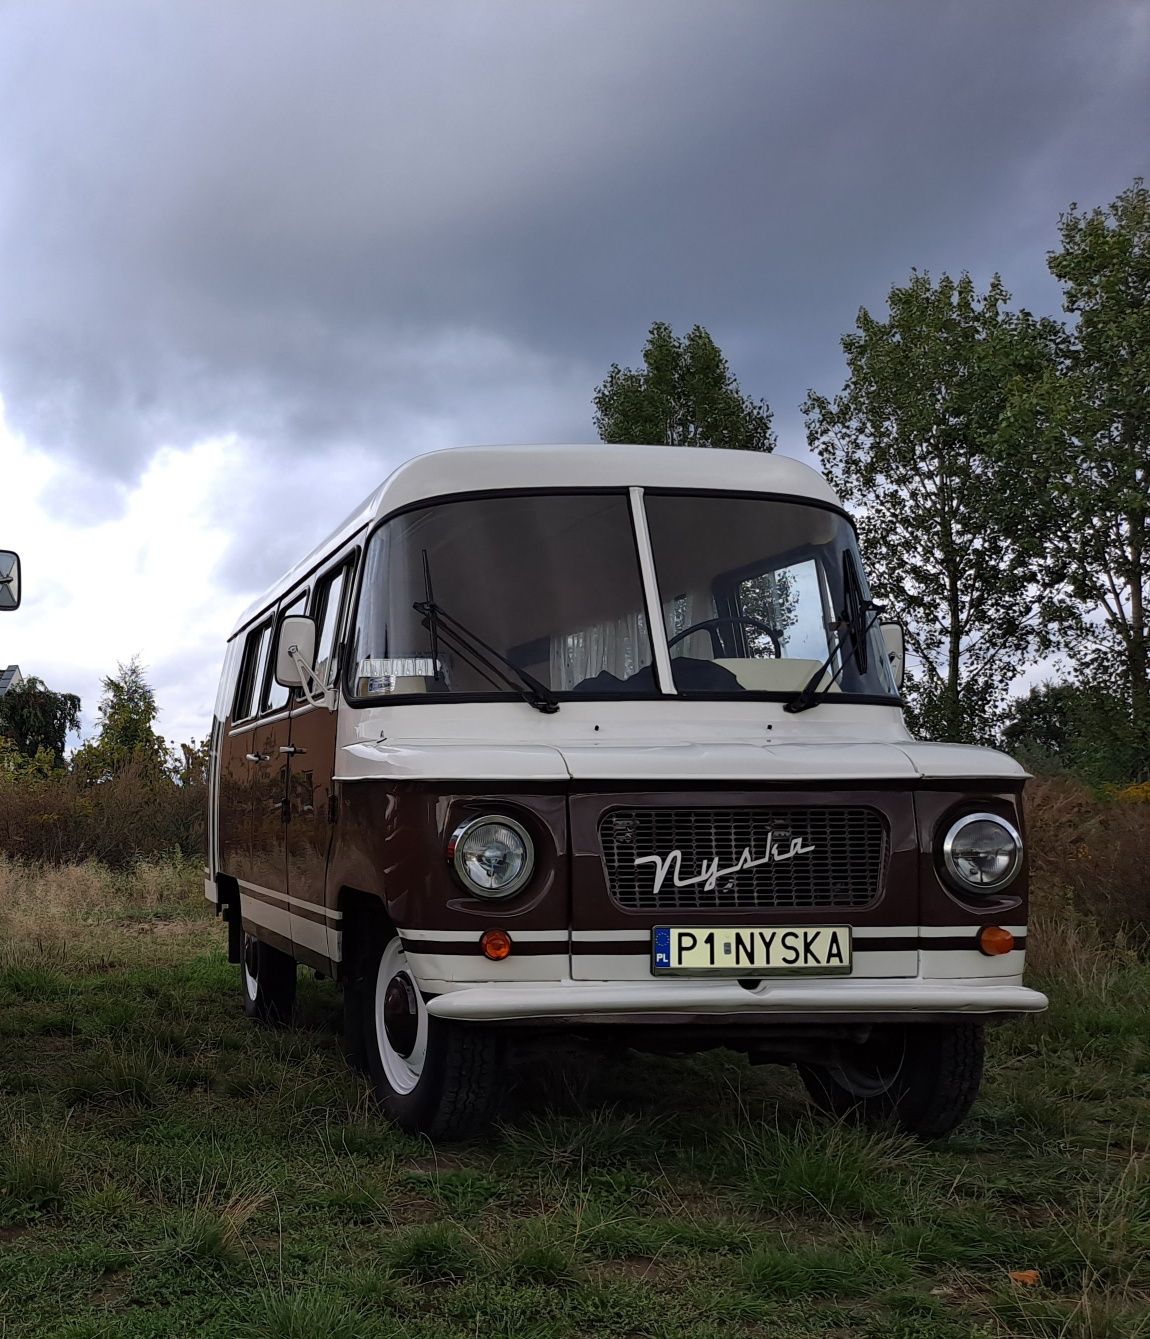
(424, 977), (1048, 1022)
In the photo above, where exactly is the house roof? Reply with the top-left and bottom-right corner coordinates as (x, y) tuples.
(0, 665), (22, 697)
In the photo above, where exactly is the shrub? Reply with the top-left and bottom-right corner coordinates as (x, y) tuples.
(1025, 776), (1150, 949)
(0, 758), (204, 868)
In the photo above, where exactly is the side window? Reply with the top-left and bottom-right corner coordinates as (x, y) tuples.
(265, 593), (308, 713)
(234, 622), (273, 722)
(737, 558), (828, 661)
(311, 562), (351, 692)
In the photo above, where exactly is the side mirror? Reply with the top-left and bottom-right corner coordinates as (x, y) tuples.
(0, 551), (20, 611)
(880, 620), (905, 690)
(275, 614), (317, 688)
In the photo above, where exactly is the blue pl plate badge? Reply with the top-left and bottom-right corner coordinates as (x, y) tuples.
(653, 926), (671, 969)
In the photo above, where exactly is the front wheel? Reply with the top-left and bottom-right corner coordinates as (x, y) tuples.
(241, 932), (297, 1025)
(799, 1022), (984, 1139)
(359, 930), (503, 1139)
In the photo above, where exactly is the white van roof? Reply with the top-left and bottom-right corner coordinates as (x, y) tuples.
(230, 443), (843, 637)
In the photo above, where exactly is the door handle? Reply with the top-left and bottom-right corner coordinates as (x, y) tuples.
(279, 745), (307, 756)
(245, 752), (270, 763)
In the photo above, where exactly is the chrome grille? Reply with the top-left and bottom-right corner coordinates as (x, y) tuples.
(600, 807), (886, 911)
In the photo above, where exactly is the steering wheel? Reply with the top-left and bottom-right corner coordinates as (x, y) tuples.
(667, 616), (783, 659)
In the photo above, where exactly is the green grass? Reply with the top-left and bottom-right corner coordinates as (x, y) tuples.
(0, 909), (1147, 1337)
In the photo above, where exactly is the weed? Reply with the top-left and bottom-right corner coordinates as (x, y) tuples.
(382, 1221), (486, 1283)
(741, 1234), (914, 1297)
(235, 1288), (377, 1339)
(0, 1121), (70, 1209)
(731, 1118), (926, 1217)
(58, 1047), (168, 1108)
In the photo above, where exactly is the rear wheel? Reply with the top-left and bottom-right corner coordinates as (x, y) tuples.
(241, 932), (297, 1025)
(799, 1022), (984, 1139)
(358, 927), (503, 1139)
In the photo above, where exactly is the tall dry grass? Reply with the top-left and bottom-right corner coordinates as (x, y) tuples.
(1025, 774), (1150, 950)
(0, 854), (209, 962)
(0, 760), (204, 868)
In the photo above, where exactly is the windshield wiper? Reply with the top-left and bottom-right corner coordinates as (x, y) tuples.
(785, 553), (881, 715)
(412, 599), (560, 714)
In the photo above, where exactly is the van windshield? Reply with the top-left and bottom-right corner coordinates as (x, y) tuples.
(643, 492), (898, 699)
(348, 489), (898, 703)
(350, 493), (656, 699)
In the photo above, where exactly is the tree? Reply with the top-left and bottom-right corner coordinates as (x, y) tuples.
(803, 272), (1067, 743)
(72, 658), (168, 780)
(1001, 679), (1137, 785)
(0, 675), (80, 765)
(594, 321), (775, 452)
(1040, 179), (1150, 773)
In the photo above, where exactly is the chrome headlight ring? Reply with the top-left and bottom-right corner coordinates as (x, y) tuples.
(941, 811), (1023, 893)
(447, 814), (535, 899)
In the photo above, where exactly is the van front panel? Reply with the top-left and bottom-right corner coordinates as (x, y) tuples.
(569, 785), (920, 980)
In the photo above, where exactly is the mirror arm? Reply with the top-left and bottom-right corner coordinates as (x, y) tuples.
(288, 645), (330, 709)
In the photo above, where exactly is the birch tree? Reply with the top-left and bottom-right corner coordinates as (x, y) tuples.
(803, 272), (1066, 742)
(1043, 180), (1150, 773)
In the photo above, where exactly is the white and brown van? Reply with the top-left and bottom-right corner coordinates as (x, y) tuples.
(205, 445), (1045, 1138)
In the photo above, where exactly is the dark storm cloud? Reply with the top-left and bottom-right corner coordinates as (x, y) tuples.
(1, 0), (1147, 513)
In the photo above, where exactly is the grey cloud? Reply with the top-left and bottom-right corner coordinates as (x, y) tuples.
(1, 0), (1147, 507)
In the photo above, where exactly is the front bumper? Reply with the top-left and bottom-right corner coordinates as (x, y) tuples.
(425, 976), (1048, 1023)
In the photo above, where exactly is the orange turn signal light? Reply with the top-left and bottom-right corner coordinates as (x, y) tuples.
(480, 928), (512, 961)
(977, 925), (1015, 956)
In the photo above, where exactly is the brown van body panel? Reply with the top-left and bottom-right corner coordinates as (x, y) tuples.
(249, 714), (291, 895)
(217, 722), (252, 883)
(284, 702), (342, 909)
(327, 778), (1028, 947)
(328, 782), (570, 934)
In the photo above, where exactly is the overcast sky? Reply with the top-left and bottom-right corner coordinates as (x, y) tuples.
(1, 0), (1147, 745)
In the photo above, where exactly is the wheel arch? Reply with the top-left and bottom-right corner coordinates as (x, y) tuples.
(335, 885), (395, 982)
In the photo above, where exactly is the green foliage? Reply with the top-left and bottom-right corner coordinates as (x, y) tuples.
(1035, 179), (1150, 775)
(0, 676), (80, 766)
(0, 736), (58, 780)
(594, 321), (775, 452)
(1002, 680), (1139, 785)
(72, 657), (168, 781)
(804, 271), (1068, 743)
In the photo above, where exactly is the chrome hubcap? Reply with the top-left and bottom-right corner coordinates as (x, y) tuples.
(383, 973), (419, 1057)
(374, 938), (428, 1095)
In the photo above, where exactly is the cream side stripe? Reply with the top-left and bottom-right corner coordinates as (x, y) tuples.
(919, 924), (1027, 937)
(394, 925), (1023, 943)
(237, 880), (343, 920)
(239, 894), (292, 937)
(292, 916), (334, 957)
(571, 930), (649, 942)
(397, 927), (567, 942)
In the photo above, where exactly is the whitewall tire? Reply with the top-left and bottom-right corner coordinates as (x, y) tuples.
(357, 924), (503, 1140)
(241, 932), (297, 1026)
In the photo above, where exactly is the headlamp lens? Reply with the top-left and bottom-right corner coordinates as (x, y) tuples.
(450, 817), (533, 897)
(943, 814), (1022, 891)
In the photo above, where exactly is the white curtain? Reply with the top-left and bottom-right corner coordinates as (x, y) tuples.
(550, 613), (648, 689)
(663, 590), (713, 659)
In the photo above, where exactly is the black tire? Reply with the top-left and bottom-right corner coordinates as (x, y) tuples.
(355, 922), (503, 1140)
(241, 932), (297, 1026)
(799, 1022), (984, 1139)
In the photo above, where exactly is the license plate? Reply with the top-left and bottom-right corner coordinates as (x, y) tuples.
(652, 925), (852, 976)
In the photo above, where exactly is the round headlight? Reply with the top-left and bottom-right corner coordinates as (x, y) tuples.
(942, 812), (1023, 892)
(448, 815), (534, 898)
